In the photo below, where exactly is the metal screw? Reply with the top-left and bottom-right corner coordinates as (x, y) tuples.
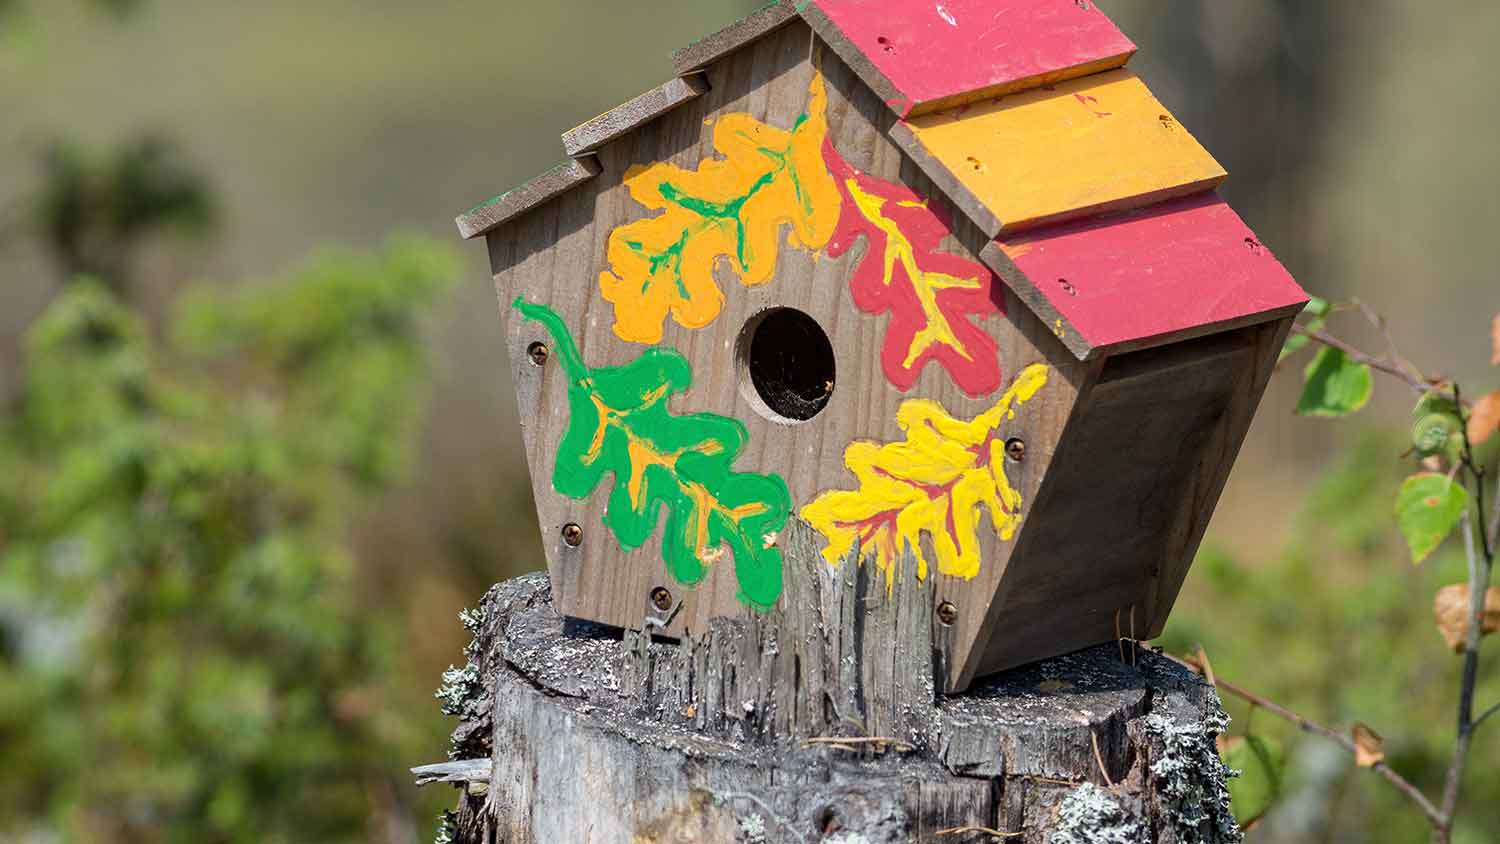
(650, 586), (673, 612)
(527, 341), (549, 367)
(561, 523), (583, 547)
(937, 601), (958, 627)
(1005, 438), (1026, 462)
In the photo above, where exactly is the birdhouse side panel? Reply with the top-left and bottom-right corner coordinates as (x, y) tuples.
(487, 23), (1089, 680)
(965, 320), (1290, 683)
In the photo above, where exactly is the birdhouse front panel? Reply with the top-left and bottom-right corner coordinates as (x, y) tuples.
(462, 1), (1307, 692)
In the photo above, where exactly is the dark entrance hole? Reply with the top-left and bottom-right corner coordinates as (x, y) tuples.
(739, 308), (835, 423)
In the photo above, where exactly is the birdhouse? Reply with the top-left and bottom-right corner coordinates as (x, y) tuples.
(457, 0), (1307, 693)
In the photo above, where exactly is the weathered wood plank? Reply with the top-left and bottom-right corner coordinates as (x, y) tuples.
(891, 70), (1226, 238)
(671, 0), (799, 74)
(454, 156), (600, 240)
(797, 0), (1136, 117)
(561, 74), (710, 157)
(982, 193), (1310, 360)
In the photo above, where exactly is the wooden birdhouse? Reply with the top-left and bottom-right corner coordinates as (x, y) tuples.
(457, 0), (1307, 693)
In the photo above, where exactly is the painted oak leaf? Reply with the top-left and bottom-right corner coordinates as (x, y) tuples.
(599, 74), (842, 344)
(823, 149), (1003, 396)
(801, 364), (1049, 588)
(514, 298), (792, 610)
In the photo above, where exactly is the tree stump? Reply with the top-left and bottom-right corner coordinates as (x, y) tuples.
(416, 522), (1241, 843)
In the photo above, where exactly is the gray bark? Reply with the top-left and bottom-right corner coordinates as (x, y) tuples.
(419, 520), (1241, 843)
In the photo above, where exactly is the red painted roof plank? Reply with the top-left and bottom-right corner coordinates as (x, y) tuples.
(986, 194), (1309, 358)
(800, 0), (1137, 117)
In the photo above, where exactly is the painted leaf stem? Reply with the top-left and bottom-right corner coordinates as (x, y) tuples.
(514, 298), (792, 610)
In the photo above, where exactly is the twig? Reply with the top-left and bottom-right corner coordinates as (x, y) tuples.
(1439, 494), (1495, 833)
(1488, 471), (1500, 552)
(803, 736), (915, 753)
(1292, 325), (1459, 404)
(1476, 700), (1500, 731)
(1170, 653), (1444, 827)
(1196, 644), (1218, 688)
(716, 792), (809, 844)
(937, 825), (1022, 840)
(1090, 731), (1115, 788)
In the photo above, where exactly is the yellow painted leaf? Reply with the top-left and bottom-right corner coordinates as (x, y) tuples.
(598, 74), (843, 344)
(1432, 583), (1500, 652)
(801, 364), (1049, 587)
(1351, 723), (1385, 768)
(1470, 391), (1500, 446)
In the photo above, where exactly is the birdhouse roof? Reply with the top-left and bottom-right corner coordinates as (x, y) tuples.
(456, 0), (1307, 360)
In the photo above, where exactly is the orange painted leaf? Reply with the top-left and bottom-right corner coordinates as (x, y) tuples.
(1469, 391), (1500, 446)
(801, 364), (1049, 587)
(1492, 313), (1500, 366)
(598, 75), (842, 344)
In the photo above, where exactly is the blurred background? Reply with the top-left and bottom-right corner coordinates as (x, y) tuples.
(0, 1), (1496, 842)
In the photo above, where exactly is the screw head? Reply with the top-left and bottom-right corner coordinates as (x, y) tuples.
(1005, 438), (1026, 462)
(937, 601), (958, 627)
(561, 523), (583, 547)
(650, 586), (673, 612)
(527, 341), (549, 367)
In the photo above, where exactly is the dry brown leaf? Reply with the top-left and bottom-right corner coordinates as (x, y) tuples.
(1492, 313), (1500, 366)
(1470, 391), (1500, 446)
(1432, 584), (1500, 652)
(1351, 723), (1385, 768)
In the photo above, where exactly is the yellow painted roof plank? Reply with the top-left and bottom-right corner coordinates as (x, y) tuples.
(897, 69), (1226, 236)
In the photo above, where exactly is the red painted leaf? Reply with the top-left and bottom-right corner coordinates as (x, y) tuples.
(822, 144), (1003, 396)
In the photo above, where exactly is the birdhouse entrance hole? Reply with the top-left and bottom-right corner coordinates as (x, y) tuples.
(737, 307), (835, 424)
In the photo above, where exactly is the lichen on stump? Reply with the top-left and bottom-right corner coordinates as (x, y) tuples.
(416, 521), (1241, 843)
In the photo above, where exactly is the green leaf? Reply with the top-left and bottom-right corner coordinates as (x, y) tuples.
(1222, 734), (1285, 829)
(513, 298), (792, 610)
(1396, 473), (1470, 564)
(1280, 297), (1331, 362)
(1296, 347), (1372, 417)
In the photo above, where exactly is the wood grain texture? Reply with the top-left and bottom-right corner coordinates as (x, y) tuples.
(892, 70), (1227, 237)
(454, 156), (601, 240)
(1144, 316), (1296, 639)
(671, 0), (798, 74)
(561, 74), (710, 156)
(983, 193), (1310, 359)
(423, 571), (1242, 843)
(965, 328), (1272, 686)
(487, 25), (1089, 691)
(797, 0), (1136, 117)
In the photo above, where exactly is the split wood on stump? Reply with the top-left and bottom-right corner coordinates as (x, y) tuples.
(416, 520), (1242, 843)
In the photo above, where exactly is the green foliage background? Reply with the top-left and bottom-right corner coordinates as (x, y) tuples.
(0, 1), (1497, 842)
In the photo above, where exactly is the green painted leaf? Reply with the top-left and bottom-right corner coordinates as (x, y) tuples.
(1222, 734), (1285, 829)
(513, 298), (791, 610)
(1296, 347), (1372, 417)
(1396, 473), (1470, 564)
